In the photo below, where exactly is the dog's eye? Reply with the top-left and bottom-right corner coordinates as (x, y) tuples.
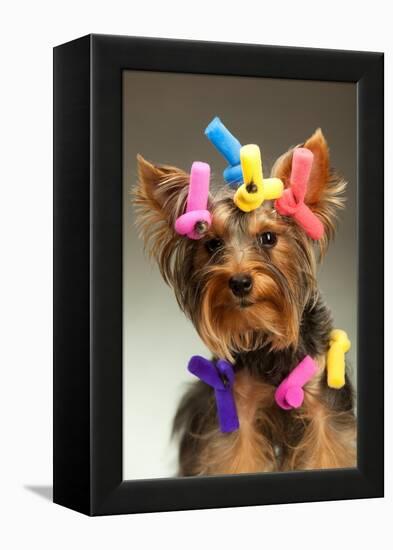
(205, 238), (223, 253)
(258, 232), (277, 248)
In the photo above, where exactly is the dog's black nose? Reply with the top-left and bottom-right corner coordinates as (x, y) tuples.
(229, 274), (253, 297)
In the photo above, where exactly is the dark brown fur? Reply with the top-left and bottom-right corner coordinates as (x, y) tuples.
(133, 129), (356, 475)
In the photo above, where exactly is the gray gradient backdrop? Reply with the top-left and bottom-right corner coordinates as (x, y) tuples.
(123, 71), (357, 480)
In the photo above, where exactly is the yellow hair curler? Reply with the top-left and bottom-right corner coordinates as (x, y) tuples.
(326, 329), (351, 389)
(234, 144), (283, 212)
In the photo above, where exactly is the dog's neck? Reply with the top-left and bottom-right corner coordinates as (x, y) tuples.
(234, 293), (332, 385)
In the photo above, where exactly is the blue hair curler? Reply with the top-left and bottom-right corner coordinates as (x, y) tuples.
(223, 164), (243, 184)
(205, 117), (243, 187)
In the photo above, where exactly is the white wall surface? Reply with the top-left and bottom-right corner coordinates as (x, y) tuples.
(0, 1), (390, 549)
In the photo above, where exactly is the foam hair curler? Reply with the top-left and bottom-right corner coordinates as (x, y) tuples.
(275, 355), (318, 410)
(204, 117), (243, 187)
(327, 329), (351, 389)
(234, 144), (283, 212)
(174, 161), (212, 240)
(275, 148), (324, 240)
(223, 164), (243, 185)
(188, 356), (239, 433)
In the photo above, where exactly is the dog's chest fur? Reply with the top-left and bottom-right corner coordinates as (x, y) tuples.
(173, 294), (355, 475)
(234, 294), (331, 384)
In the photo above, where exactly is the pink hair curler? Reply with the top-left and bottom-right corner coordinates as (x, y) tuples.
(275, 148), (324, 240)
(275, 355), (318, 410)
(175, 161), (212, 240)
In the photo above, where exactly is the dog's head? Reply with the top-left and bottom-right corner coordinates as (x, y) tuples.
(134, 129), (346, 361)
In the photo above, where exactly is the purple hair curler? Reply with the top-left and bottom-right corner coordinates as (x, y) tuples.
(188, 356), (239, 433)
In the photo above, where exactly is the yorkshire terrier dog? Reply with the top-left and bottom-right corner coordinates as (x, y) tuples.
(134, 128), (356, 476)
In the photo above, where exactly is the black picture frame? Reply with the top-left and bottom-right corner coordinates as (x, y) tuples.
(53, 34), (384, 516)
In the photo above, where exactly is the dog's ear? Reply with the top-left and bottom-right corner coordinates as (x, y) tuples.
(133, 155), (190, 280)
(135, 154), (190, 224)
(272, 129), (346, 250)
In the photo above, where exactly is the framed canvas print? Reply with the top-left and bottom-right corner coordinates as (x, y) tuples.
(53, 34), (384, 515)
